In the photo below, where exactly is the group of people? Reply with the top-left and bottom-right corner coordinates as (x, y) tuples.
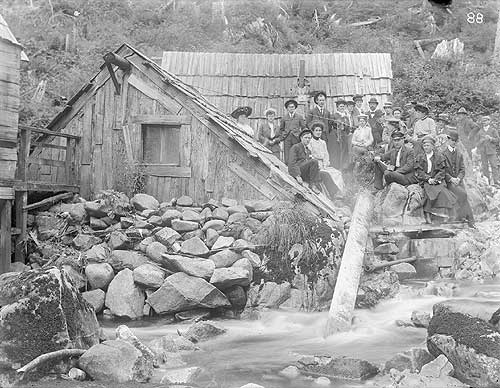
(230, 93), (500, 226)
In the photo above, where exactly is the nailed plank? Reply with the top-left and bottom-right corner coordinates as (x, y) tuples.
(27, 158), (67, 168)
(13, 181), (79, 192)
(19, 125), (80, 140)
(81, 101), (94, 164)
(140, 164), (191, 178)
(0, 187), (14, 199)
(0, 199), (12, 274)
(31, 142), (67, 150)
(228, 162), (276, 199)
(130, 114), (190, 125)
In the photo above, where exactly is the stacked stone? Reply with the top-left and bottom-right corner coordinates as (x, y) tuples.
(24, 191), (275, 320)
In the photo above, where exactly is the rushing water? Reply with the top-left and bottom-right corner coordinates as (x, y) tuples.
(100, 279), (500, 388)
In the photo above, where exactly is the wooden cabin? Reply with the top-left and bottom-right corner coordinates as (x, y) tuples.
(40, 44), (337, 218)
(160, 51), (393, 122)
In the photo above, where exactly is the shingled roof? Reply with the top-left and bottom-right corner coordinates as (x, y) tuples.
(161, 51), (392, 119)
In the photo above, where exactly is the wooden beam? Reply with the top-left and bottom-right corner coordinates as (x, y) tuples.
(14, 191), (27, 263)
(229, 162), (277, 200)
(23, 192), (74, 211)
(16, 126), (31, 182)
(127, 74), (182, 115)
(370, 223), (464, 239)
(13, 182), (79, 192)
(19, 125), (81, 140)
(0, 200), (12, 274)
(27, 158), (67, 168)
(0, 187), (14, 200)
(139, 164), (191, 178)
(130, 115), (190, 125)
(31, 142), (67, 150)
(106, 62), (121, 95)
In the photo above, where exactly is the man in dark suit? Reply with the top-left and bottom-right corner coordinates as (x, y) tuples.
(276, 99), (306, 164)
(288, 129), (321, 194)
(442, 129), (475, 227)
(306, 91), (330, 141)
(373, 131), (417, 190)
(366, 97), (384, 145)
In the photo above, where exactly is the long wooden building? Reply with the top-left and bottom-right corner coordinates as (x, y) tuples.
(40, 44), (338, 217)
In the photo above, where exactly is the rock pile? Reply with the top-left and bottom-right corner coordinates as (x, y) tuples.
(21, 191), (279, 320)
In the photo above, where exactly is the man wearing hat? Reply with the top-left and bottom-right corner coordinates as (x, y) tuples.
(288, 128), (321, 194)
(392, 106), (407, 133)
(352, 94), (364, 127)
(373, 130), (417, 190)
(331, 99), (352, 169)
(306, 91), (331, 142)
(404, 102), (417, 134)
(477, 115), (500, 186)
(435, 113), (451, 150)
(382, 117), (401, 150)
(256, 107), (280, 159)
(231, 106), (254, 137)
(442, 129), (475, 226)
(455, 107), (479, 155)
(276, 99), (306, 164)
(383, 101), (394, 119)
(366, 97), (384, 145)
(415, 135), (457, 223)
(412, 103), (436, 156)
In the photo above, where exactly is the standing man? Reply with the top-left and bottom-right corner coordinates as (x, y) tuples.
(256, 107), (280, 159)
(455, 107), (479, 156)
(442, 129), (475, 227)
(404, 102), (418, 135)
(366, 97), (384, 145)
(288, 129), (321, 194)
(332, 99), (352, 169)
(412, 103), (436, 156)
(352, 94), (364, 127)
(276, 99), (306, 164)
(477, 115), (500, 186)
(373, 131), (417, 190)
(306, 91), (331, 141)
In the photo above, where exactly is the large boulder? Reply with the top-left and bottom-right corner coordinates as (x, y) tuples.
(36, 212), (66, 240)
(85, 262), (114, 290)
(296, 355), (379, 380)
(109, 250), (149, 271)
(384, 347), (434, 373)
(82, 289), (106, 313)
(133, 263), (165, 289)
(105, 269), (145, 319)
(145, 241), (169, 263)
(155, 227), (181, 246)
(146, 272), (230, 314)
(427, 303), (500, 387)
(246, 282), (292, 309)
(50, 202), (87, 223)
(210, 267), (251, 289)
(208, 250), (241, 268)
(356, 271), (399, 308)
(180, 237), (209, 256)
(78, 340), (153, 382)
(182, 321), (227, 343)
(0, 268), (100, 369)
(130, 193), (159, 211)
(108, 231), (130, 250)
(163, 255), (215, 279)
(374, 183), (409, 226)
(73, 234), (101, 251)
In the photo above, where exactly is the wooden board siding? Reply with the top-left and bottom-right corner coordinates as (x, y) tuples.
(0, 39), (20, 184)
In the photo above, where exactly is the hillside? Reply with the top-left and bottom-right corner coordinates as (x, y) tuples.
(2, 0), (499, 126)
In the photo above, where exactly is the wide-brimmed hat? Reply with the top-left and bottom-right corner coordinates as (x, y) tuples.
(335, 99), (347, 106)
(414, 103), (430, 114)
(313, 91), (327, 103)
(422, 135), (435, 145)
(299, 129), (313, 138)
(391, 131), (405, 140)
(285, 99), (298, 108)
(231, 106), (252, 119)
(357, 114), (368, 120)
(447, 128), (459, 141)
(457, 107), (467, 114)
(264, 107), (277, 116)
(383, 102), (393, 108)
(310, 121), (325, 131)
(368, 97), (379, 104)
(346, 100), (355, 106)
(353, 94), (364, 102)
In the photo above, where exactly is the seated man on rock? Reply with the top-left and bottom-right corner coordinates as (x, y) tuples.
(288, 129), (322, 194)
(373, 131), (418, 190)
(443, 129), (475, 227)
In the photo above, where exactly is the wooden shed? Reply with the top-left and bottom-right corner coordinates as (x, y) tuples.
(42, 44), (338, 217)
(160, 51), (393, 122)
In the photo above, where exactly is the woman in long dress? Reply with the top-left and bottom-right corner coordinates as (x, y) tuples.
(308, 121), (345, 198)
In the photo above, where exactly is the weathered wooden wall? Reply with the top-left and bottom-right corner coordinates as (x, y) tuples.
(0, 39), (20, 187)
(44, 48), (282, 204)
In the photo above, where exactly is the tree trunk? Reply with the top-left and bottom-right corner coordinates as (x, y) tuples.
(494, 6), (500, 64)
(324, 190), (374, 337)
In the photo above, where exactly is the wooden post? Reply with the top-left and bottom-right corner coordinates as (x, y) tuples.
(65, 138), (75, 184)
(14, 191), (27, 263)
(324, 190), (374, 337)
(0, 200), (12, 274)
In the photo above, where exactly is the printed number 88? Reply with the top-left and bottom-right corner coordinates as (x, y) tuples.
(467, 12), (483, 24)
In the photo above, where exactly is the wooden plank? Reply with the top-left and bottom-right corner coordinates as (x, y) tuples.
(130, 114), (190, 125)
(27, 158), (67, 168)
(228, 162), (276, 199)
(31, 142), (67, 150)
(14, 191), (27, 263)
(81, 101), (94, 165)
(0, 200), (12, 274)
(16, 127), (31, 181)
(94, 86), (105, 145)
(0, 187), (14, 199)
(65, 138), (75, 184)
(128, 73), (181, 114)
(0, 147), (17, 161)
(19, 125), (81, 140)
(24, 192), (74, 211)
(80, 164), (92, 199)
(13, 181), (79, 192)
(140, 164), (191, 178)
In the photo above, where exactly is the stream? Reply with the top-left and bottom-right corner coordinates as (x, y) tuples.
(101, 278), (500, 388)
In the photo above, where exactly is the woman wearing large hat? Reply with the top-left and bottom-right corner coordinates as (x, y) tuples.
(231, 106), (254, 137)
(256, 107), (281, 158)
(275, 99), (306, 164)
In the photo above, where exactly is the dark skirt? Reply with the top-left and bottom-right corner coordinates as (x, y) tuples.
(422, 182), (457, 218)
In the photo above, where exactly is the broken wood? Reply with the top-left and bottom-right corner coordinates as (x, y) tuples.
(370, 223), (464, 239)
(23, 192), (74, 211)
(364, 257), (417, 273)
(324, 190), (374, 337)
(16, 349), (86, 377)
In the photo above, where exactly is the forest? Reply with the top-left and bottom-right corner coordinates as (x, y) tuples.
(2, 0), (500, 126)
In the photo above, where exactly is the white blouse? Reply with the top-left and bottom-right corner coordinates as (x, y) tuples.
(308, 137), (330, 169)
(351, 125), (374, 148)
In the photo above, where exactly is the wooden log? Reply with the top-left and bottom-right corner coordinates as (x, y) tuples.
(364, 256), (417, 273)
(324, 190), (373, 337)
(14, 191), (27, 262)
(23, 192), (73, 212)
(0, 199), (12, 274)
(16, 348), (86, 377)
